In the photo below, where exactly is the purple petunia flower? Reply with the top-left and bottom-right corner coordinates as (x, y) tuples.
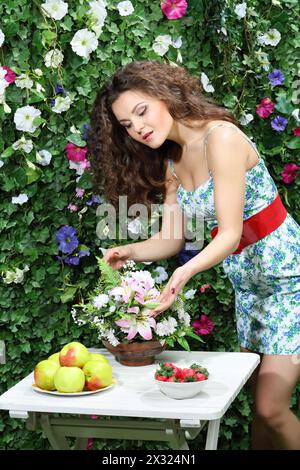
(268, 69), (285, 86)
(86, 195), (103, 206)
(177, 248), (199, 265)
(50, 99), (56, 107)
(55, 83), (66, 94)
(56, 225), (79, 254)
(82, 123), (90, 141)
(271, 116), (288, 132)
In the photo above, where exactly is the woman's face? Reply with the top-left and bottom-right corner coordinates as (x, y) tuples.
(111, 90), (174, 148)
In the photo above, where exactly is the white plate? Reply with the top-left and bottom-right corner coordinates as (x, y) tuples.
(32, 379), (115, 396)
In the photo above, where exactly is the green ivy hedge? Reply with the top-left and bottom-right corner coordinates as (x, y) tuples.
(0, 0), (299, 450)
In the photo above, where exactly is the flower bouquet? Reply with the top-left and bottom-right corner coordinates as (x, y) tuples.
(72, 257), (203, 358)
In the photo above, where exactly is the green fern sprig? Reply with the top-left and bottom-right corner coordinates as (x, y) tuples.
(96, 256), (121, 290)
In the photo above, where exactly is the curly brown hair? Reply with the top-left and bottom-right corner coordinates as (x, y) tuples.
(88, 60), (240, 212)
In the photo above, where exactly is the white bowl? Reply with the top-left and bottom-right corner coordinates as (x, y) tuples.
(155, 378), (207, 400)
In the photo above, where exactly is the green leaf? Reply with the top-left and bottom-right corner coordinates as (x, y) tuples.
(24, 158), (42, 184)
(286, 137), (300, 149)
(187, 331), (204, 342)
(60, 286), (78, 304)
(275, 96), (294, 114)
(1, 147), (14, 159)
(66, 134), (87, 147)
(143, 302), (160, 309)
(176, 337), (190, 351)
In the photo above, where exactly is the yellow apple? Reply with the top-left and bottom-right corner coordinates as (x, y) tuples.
(59, 341), (90, 368)
(83, 360), (113, 391)
(34, 360), (60, 391)
(89, 353), (109, 365)
(48, 352), (60, 366)
(54, 367), (85, 393)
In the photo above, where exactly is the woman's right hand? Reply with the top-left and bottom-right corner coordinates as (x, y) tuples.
(103, 245), (133, 271)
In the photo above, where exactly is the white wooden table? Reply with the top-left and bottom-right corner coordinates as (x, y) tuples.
(0, 350), (260, 450)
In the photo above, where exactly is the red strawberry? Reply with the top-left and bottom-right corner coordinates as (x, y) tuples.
(196, 373), (206, 382)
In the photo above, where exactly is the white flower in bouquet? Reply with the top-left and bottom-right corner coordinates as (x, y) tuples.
(72, 257), (204, 351)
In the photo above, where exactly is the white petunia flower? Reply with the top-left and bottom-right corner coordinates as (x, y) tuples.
(234, 2), (247, 19)
(257, 29), (281, 47)
(12, 136), (34, 153)
(93, 294), (110, 308)
(69, 160), (85, 176)
(0, 68), (9, 95)
(172, 36), (182, 49)
(11, 193), (29, 205)
(152, 266), (168, 284)
(14, 105), (41, 133)
(0, 28), (4, 47)
(152, 35), (172, 56)
(41, 0), (68, 20)
(200, 72), (215, 93)
(71, 29), (98, 59)
(2, 265), (29, 284)
(117, 1), (134, 16)
(128, 218), (144, 235)
(87, 1), (108, 36)
(44, 49), (64, 68)
(184, 289), (197, 300)
(51, 95), (72, 113)
(239, 113), (254, 126)
(15, 74), (34, 90)
(0, 160), (4, 168)
(36, 149), (52, 166)
(291, 109), (300, 122)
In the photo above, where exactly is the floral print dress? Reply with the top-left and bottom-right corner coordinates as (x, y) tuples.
(169, 123), (300, 354)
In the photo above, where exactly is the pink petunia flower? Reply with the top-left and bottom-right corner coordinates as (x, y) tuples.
(199, 283), (211, 294)
(256, 97), (275, 118)
(65, 143), (88, 162)
(2, 66), (16, 84)
(75, 187), (85, 198)
(192, 314), (214, 335)
(161, 0), (188, 20)
(292, 126), (300, 137)
(79, 159), (91, 170)
(67, 203), (79, 212)
(281, 163), (299, 184)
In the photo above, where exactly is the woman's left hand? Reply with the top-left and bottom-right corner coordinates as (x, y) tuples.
(149, 266), (192, 317)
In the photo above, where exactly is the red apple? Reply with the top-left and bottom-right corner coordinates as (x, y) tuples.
(34, 359), (60, 391)
(54, 366), (85, 393)
(59, 341), (90, 368)
(83, 360), (113, 391)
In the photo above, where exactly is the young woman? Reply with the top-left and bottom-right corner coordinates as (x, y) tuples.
(88, 60), (300, 450)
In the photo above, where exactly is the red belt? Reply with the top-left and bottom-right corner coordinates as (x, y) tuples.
(211, 193), (287, 255)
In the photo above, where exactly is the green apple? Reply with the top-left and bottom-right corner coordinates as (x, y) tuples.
(83, 360), (113, 391)
(48, 352), (60, 366)
(89, 353), (109, 365)
(54, 366), (85, 393)
(59, 341), (90, 368)
(34, 360), (60, 391)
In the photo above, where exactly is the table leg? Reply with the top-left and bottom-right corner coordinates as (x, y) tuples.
(40, 414), (70, 450)
(166, 422), (190, 450)
(205, 419), (220, 450)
